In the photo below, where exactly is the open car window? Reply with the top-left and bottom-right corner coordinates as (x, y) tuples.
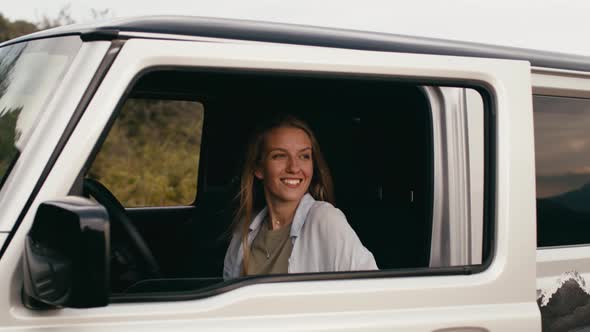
(81, 68), (488, 297)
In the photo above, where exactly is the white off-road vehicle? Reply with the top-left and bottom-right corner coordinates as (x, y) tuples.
(1, 16), (589, 331)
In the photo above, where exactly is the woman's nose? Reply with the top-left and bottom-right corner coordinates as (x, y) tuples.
(286, 156), (300, 173)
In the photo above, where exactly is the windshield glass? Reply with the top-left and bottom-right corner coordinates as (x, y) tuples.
(0, 36), (81, 188)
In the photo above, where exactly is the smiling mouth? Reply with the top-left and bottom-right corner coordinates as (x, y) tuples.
(281, 178), (303, 186)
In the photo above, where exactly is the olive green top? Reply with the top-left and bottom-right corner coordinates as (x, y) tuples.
(247, 220), (293, 275)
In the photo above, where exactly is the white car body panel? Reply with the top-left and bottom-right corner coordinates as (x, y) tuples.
(532, 67), (590, 98)
(537, 247), (590, 291)
(0, 38), (539, 330)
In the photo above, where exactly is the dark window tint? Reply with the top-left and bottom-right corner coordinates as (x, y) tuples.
(534, 95), (590, 247)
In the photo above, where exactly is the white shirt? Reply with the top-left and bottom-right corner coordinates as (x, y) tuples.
(223, 193), (378, 279)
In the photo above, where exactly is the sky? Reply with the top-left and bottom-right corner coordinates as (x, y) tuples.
(2, 0), (590, 56)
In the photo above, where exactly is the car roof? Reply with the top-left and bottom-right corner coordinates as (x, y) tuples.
(3, 15), (590, 72)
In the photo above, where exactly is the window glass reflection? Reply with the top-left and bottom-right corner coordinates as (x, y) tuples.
(534, 95), (590, 247)
(0, 37), (81, 187)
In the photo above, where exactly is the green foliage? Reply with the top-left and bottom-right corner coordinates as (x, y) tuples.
(88, 99), (204, 207)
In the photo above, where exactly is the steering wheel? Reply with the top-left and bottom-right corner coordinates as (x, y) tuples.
(83, 178), (161, 282)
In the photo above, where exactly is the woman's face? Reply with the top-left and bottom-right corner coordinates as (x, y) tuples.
(255, 126), (314, 205)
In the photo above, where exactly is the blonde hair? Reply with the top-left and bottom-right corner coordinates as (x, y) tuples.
(233, 114), (334, 275)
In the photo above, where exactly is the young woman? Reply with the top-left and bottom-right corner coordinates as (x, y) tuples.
(223, 115), (377, 279)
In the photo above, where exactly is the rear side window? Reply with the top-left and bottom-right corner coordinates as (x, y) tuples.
(534, 95), (590, 247)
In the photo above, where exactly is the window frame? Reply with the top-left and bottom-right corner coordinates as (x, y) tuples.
(532, 67), (590, 302)
(88, 65), (497, 303)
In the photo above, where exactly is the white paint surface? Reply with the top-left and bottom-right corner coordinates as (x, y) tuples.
(0, 38), (539, 330)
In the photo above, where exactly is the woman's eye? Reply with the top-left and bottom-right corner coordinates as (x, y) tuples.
(300, 154), (311, 160)
(271, 153), (286, 160)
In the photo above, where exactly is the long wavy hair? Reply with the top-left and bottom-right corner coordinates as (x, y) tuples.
(233, 114), (334, 275)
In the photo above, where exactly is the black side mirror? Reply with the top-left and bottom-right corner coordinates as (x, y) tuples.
(22, 196), (110, 309)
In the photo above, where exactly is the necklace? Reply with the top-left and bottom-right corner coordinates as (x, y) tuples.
(260, 218), (288, 259)
(264, 220), (279, 259)
(272, 219), (282, 228)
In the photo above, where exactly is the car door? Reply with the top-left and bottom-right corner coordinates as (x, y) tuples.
(0, 36), (539, 331)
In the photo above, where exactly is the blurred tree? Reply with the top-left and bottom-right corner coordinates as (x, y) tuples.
(37, 5), (76, 30)
(0, 13), (38, 42)
(1, 5), (113, 43)
(90, 8), (112, 21)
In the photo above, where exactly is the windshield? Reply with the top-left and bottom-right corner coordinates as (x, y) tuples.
(0, 36), (81, 188)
